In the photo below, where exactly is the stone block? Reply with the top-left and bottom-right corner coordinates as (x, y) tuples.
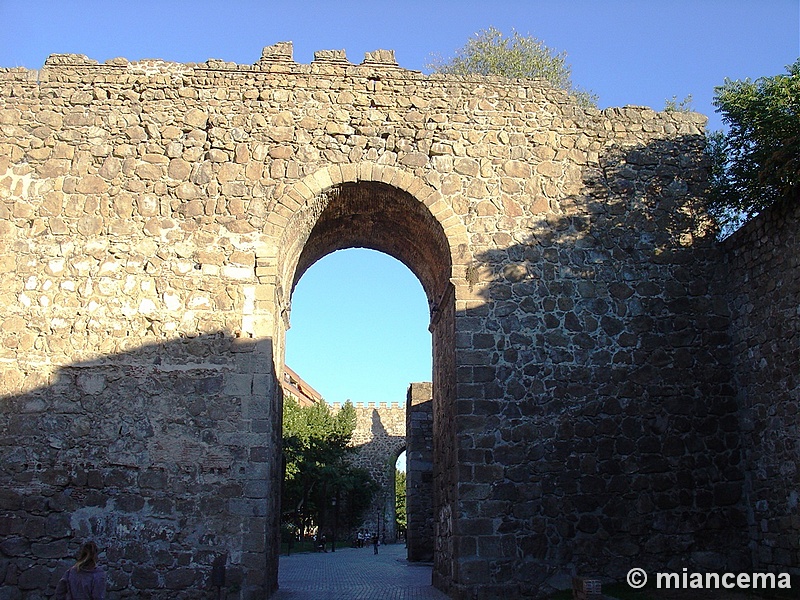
(260, 42), (293, 62)
(131, 567), (159, 589)
(224, 374), (253, 397)
(165, 568), (197, 589)
(31, 539), (68, 559)
(76, 373), (106, 394)
(17, 565), (52, 590)
(0, 537), (29, 557)
(138, 470), (168, 490)
(206, 149), (228, 162)
(184, 108), (208, 129)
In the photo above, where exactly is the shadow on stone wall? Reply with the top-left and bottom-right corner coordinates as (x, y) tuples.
(344, 406), (405, 544)
(452, 134), (749, 595)
(2, 133), (781, 600)
(720, 194), (800, 576)
(0, 332), (280, 599)
(405, 383), (434, 563)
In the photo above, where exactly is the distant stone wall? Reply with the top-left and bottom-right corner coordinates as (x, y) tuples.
(332, 402), (406, 543)
(721, 196), (800, 576)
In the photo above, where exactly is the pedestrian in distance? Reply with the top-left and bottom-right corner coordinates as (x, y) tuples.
(372, 534), (379, 555)
(55, 541), (107, 600)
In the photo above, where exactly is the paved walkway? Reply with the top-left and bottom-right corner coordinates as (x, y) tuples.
(272, 543), (449, 600)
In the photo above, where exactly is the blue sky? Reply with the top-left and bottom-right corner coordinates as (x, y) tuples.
(1, 1), (797, 406)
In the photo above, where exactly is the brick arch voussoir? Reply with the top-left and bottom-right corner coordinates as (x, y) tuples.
(266, 162), (471, 308)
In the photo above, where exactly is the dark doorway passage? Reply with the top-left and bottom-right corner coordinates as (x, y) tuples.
(272, 543), (447, 599)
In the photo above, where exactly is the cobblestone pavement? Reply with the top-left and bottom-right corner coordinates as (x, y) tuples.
(272, 543), (449, 600)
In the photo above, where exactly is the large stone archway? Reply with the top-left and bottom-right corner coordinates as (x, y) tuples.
(266, 165), (469, 591)
(3, 42), (796, 600)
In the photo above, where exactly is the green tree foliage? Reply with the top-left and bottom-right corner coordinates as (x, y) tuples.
(336, 465), (379, 531)
(664, 94), (694, 112)
(395, 469), (407, 536)
(427, 26), (597, 108)
(707, 60), (800, 231)
(282, 397), (376, 536)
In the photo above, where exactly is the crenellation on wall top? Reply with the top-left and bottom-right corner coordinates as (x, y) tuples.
(9, 47), (706, 135)
(259, 41), (295, 63)
(361, 49), (399, 67)
(312, 49), (350, 65)
(17, 46), (594, 98)
(43, 53), (100, 67)
(35, 43), (410, 79)
(329, 401), (405, 412)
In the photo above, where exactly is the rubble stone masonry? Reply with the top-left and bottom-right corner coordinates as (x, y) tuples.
(331, 401), (406, 544)
(0, 42), (797, 599)
(720, 196), (800, 576)
(406, 382), (434, 562)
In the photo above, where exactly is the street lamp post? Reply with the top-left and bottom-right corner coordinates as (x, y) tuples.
(331, 495), (337, 552)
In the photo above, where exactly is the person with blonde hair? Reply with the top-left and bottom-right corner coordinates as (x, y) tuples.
(55, 541), (107, 599)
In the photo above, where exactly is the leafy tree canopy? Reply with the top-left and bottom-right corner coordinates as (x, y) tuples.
(427, 27), (597, 108)
(707, 59), (800, 231)
(395, 469), (406, 534)
(283, 397), (355, 480)
(282, 397), (376, 534)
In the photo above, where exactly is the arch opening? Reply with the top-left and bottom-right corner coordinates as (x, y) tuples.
(291, 181), (452, 311)
(286, 248), (431, 405)
(395, 449), (408, 545)
(273, 177), (458, 590)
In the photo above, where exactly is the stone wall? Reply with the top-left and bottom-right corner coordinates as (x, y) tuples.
(331, 402), (405, 543)
(0, 41), (778, 600)
(406, 382), (434, 562)
(447, 129), (750, 598)
(0, 339), (279, 599)
(721, 196), (800, 576)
